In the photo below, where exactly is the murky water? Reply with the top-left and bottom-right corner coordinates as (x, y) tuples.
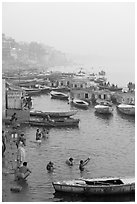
(6, 94), (135, 202)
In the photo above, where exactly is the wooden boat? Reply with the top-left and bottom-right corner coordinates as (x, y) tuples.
(71, 99), (89, 109)
(108, 87), (122, 92)
(30, 110), (78, 118)
(51, 86), (70, 92)
(26, 117), (80, 127)
(22, 87), (41, 96)
(99, 85), (122, 92)
(40, 86), (52, 94)
(117, 104), (135, 116)
(50, 91), (69, 100)
(52, 177), (135, 195)
(95, 101), (113, 114)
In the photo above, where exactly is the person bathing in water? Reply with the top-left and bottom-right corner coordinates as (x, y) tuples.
(36, 129), (42, 144)
(46, 161), (54, 172)
(41, 128), (49, 138)
(66, 157), (74, 166)
(79, 157), (90, 171)
(16, 162), (31, 180)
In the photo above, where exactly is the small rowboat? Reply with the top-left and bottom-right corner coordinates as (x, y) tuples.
(30, 110), (78, 118)
(117, 104), (135, 116)
(51, 86), (70, 92)
(50, 91), (69, 100)
(52, 177), (135, 195)
(22, 87), (41, 96)
(25, 117), (80, 127)
(71, 99), (89, 109)
(95, 101), (113, 114)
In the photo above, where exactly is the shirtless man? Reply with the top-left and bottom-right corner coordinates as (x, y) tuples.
(16, 162), (31, 180)
(79, 158), (90, 171)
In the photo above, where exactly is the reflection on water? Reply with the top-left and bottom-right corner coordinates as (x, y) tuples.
(116, 108), (135, 123)
(5, 94), (135, 202)
(94, 111), (113, 121)
(53, 192), (135, 202)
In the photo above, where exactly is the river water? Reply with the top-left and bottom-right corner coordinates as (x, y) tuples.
(7, 94), (135, 202)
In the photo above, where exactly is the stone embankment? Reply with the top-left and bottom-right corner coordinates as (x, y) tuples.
(2, 125), (24, 201)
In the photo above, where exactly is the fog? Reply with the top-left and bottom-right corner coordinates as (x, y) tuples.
(2, 2), (135, 85)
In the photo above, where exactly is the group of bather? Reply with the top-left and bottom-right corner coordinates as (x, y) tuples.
(2, 112), (90, 183)
(36, 128), (49, 143)
(46, 157), (90, 172)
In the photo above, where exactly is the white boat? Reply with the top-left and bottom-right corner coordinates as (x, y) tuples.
(117, 104), (135, 116)
(52, 177), (135, 195)
(95, 101), (113, 114)
(50, 91), (69, 100)
(71, 99), (89, 109)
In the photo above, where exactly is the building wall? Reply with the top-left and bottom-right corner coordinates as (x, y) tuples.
(2, 79), (6, 118)
(7, 90), (23, 109)
(70, 88), (112, 103)
(115, 91), (135, 104)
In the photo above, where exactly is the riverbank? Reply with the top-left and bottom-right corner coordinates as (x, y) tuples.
(2, 126), (22, 202)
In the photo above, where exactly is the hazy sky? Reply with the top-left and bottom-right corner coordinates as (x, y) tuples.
(2, 2), (135, 85)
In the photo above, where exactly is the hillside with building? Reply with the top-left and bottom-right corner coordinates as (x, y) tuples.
(2, 33), (73, 72)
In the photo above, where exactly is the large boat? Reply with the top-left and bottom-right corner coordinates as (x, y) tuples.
(30, 110), (78, 118)
(95, 101), (113, 114)
(50, 91), (69, 100)
(117, 104), (135, 116)
(71, 99), (89, 109)
(25, 117), (80, 127)
(52, 177), (135, 195)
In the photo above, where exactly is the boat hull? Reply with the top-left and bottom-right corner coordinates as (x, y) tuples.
(51, 87), (70, 92)
(26, 118), (80, 127)
(117, 104), (135, 116)
(71, 100), (89, 109)
(53, 182), (135, 195)
(50, 91), (69, 100)
(95, 105), (113, 114)
(25, 89), (41, 96)
(52, 178), (135, 195)
(30, 110), (77, 118)
(50, 94), (69, 100)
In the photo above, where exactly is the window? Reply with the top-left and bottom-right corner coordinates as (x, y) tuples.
(85, 93), (88, 98)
